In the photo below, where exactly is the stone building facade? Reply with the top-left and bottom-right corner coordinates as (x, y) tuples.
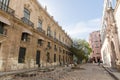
(89, 31), (101, 63)
(101, 0), (120, 68)
(0, 0), (73, 71)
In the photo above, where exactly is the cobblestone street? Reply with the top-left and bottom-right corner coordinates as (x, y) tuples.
(3, 63), (114, 80)
(59, 64), (114, 80)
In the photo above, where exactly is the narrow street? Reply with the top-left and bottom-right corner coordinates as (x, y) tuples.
(59, 64), (114, 80)
(4, 63), (114, 80)
(0, 0), (120, 80)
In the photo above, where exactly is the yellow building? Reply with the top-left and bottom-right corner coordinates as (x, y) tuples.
(0, 0), (73, 71)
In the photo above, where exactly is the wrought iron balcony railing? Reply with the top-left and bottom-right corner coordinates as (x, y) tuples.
(37, 44), (43, 47)
(45, 46), (52, 51)
(54, 38), (59, 42)
(37, 27), (45, 34)
(0, 2), (14, 15)
(47, 45), (51, 49)
(21, 17), (34, 28)
(21, 37), (30, 42)
(20, 37), (30, 45)
(47, 34), (53, 39)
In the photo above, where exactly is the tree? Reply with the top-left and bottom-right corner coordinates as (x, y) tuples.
(70, 39), (92, 64)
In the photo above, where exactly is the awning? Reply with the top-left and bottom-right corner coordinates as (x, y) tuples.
(22, 28), (33, 35)
(39, 36), (44, 40)
(0, 16), (11, 25)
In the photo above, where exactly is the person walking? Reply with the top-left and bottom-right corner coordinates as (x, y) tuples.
(97, 57), (100, 66)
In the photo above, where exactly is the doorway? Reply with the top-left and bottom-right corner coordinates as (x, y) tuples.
(36, 50), (40, 67)
(18, 47), (26, 63)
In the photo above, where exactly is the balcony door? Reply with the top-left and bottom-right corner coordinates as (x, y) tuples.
(24, 8), (30, 20)
(18, 47), (26, 63)
(36, 50), (40, 67)
(0, 0), (10, 11)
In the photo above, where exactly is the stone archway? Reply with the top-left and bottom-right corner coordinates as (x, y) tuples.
(111, 41), (117, 68)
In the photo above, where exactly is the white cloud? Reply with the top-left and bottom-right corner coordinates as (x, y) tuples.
(37, 0), (101, 40)
(38, 0), (62, 22)
(38, 0), (53, 15)
(64, 18), (101, 40)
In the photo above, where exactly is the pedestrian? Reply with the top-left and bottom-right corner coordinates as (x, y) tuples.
(98, 57), (100, 66)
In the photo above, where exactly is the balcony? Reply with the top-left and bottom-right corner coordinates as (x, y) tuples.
(46, 45), (51, 50)
(47, 34), (53, 39)
(59, 41), (63, 45)
(37, 27), (45, 34)
(37, 40), (43, 47)
(21, 37), (30, 42)
(0, 2), (14, 16)
(37, 43), (43, 48)
(21, 17), (34, 28)
(48, 46), (51, 49)
(20, 37), (30, 45)
(54, 38), (59, 42)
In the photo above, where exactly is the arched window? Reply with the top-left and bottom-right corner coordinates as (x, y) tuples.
(54, 54), (56, 62)
(59, 34), (61, 41)
(59, 55), (61, 62)
(24, 8), (30, 20)
(21, 32), (30, 42)
(63, 37), (64, 43)
(38, 39), (43, 46)
(54, 45), (57, 51)
(54, 31), (56, 39)
(47, 26), (51, 36)
(38, 19), (42, 28)
(18, 47), (26, 63)
(36, 50), (40, 65)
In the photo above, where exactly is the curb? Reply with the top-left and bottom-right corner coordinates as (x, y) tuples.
(102, 65), (119, 80)
(0, 68), (40, 77)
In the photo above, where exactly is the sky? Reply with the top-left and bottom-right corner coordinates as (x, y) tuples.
(38, 0), (104, 40)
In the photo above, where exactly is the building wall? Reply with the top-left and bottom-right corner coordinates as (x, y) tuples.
(9, 0), (72, 47)
(101, 0), (120, 69)
(114, 0), (120, 69)
(89, 31), (101, 62)
(114, 0), (120, 47)
(101, 38), (111, 67)
(0, 0), (73, 71)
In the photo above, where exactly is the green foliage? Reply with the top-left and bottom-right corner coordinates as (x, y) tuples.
(70, 39), (92, 63)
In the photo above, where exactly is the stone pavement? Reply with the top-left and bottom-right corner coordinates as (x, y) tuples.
(0, 63), (115, 80)
(59, 63), (114, 80)
(0, 68), (39, 77)
(102, 65), (120, 80)
(13, 64), (115, 80)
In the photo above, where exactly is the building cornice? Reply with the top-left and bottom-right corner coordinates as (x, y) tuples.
(33, 0), (72, 41)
